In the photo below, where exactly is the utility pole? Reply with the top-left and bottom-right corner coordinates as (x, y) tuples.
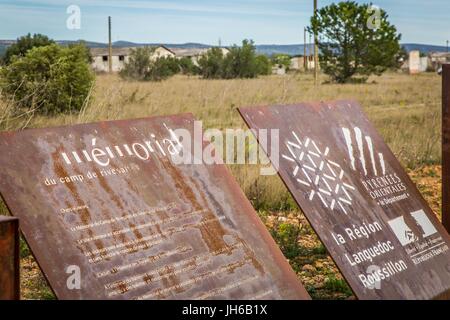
(304, 27), (307, 71)
(108, 16), (112, 73)
(447, 40), (449, 53)
(309, 31), (312, 71)
(313, 0), (319, 84)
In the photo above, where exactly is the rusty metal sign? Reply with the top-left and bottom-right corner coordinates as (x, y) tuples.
(0, 114), (309, 300)
(443, 64), (450, 233)
(0, 216), (20, 300)
(239, 101), (450, 300)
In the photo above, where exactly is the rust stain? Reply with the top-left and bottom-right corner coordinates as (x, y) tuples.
(52, 152), (90, 226)
(160, 158), (230, 253)
(196, 210), (228, 253)
(96, 171), (125, 212)
(161, 159), (203, 211)
(160, 265), (183, 294)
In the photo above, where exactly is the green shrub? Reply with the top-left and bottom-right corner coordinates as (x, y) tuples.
(146, 56), (179, 81)
(178, 57), (199, 75)
(198, 40), (271, 79)
(255, 55), (272, 75)
(0, 43), (94, 115)
(3, 33), (55, 65)
(272, 54), (291, 71)
(324, 275), (352, 296)
(270, 222), (303, 260)
(69, 41), (93, 64)
(120, 47), (152, 80)
(120, 47), (178, 81)
(222, 40), (259, 79)
(197, 47), (224, 79)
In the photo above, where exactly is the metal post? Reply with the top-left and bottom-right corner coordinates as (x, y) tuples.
(0, 216), (20, 300)
(443, 64), (450, 233)
(108, 16), (112, 73)
(309, 32), (312, 71)
(313, 0), (319, 84)
(304, 27), (307, 71)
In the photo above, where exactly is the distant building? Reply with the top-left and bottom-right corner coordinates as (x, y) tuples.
(409, 51), (421, 74)
(290, 56), (317, 71)
(429, 52), (450, 71)
(406, 50), (430, 74)
(152, 46), (176, 60)
(90, 46), (175, 73)
(169, 47), (230, 65)
(272, 65), (286, 75)
(90, 47), (131, 73)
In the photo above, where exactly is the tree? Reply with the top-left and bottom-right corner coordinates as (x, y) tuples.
(146, 56), (179, 81)
(69, 41), (93, 64)
(222, 40), (259, 79)
(197, 40), (271, 79)
(310, 1), (402, 83)
(178, 57), (199, 75)
(272, 54), (291, 71)
(255, 55), (272, 75)
(0, 43), (94, 115)
(197, 47), (224, 79)
(120, 47), (178, 81)
(3, 33), (55, 65)
(120, 47), (153, 80)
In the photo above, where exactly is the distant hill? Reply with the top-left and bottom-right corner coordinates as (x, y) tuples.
(401, 43), (448, 54)
(254, 44), (314, 56)
(112, 41), (211, 49)
(254, 43), (449, 56)
(0, 40), (448, 58)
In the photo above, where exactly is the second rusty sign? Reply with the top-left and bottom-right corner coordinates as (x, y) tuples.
(239, 100), (450, 300)
(443, 64), (450, 234)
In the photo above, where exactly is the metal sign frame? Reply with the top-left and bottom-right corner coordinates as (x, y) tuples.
(443, 64), (450, 233)
(0, 216), (20, 300)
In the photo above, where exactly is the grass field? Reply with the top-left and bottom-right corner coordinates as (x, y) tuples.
(0, 71), (444, 299)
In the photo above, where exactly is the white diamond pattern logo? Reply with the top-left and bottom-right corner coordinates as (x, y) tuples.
(282, 131), (355, 214)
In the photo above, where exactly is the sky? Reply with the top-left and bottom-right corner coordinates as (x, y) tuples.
(0, 0), (449, 46)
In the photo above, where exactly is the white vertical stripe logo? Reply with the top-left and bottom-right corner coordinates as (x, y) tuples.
(342, 127), (386, 176)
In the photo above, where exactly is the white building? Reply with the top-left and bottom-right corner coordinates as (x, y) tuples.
(90, 46), (176, 73)
(169, 47), (230, 66)
(429, 52), (450, 71)
(290, 56), (318, 71)
(408, 50), (429, 74)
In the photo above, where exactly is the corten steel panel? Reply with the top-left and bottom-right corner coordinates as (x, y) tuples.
(443, 64), (450, 233)
(0, 115), (309, 300)
(239, 101), (450, 300)
(0, 216), (20, 300)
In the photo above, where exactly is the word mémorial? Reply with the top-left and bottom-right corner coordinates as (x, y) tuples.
(61, 128), (181, 167)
